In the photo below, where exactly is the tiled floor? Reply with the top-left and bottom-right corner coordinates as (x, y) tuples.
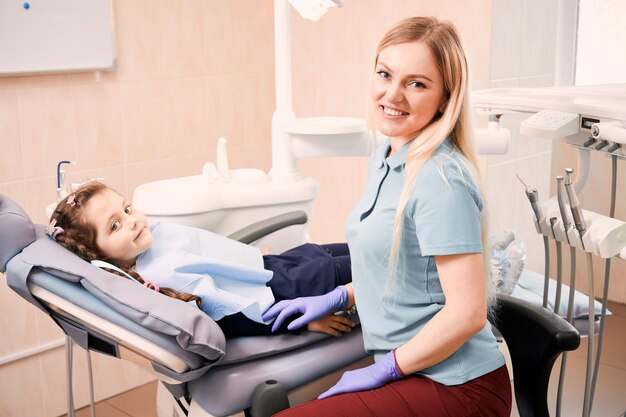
(66, 302), (626, 417)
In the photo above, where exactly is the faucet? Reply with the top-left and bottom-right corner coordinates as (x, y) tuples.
(56, 160), (76, 202)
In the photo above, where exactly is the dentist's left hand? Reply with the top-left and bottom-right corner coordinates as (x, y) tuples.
(262, 286), (348, 332)
(318, 350), (404, 399)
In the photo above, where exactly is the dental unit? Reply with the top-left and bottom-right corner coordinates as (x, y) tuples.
(473, 84), (626, 417)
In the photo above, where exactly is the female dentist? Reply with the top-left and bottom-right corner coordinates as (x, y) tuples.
(265, 16), (512, 417)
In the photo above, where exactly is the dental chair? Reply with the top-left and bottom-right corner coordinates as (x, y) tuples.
(0, 193), (579, 417)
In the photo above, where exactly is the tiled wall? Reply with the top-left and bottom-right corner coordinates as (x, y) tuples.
(0, 1), (496, 416)
(484, 0), (558, 275)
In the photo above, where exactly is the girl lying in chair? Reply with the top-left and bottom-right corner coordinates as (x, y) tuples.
(49, 181), (355, 338)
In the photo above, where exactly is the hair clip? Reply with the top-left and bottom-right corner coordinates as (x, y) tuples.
(45, 219), (64, 240)
(66, 194), (76, 207)
(143, 280), (160, 292)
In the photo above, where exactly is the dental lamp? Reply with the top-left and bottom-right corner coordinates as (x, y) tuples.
(288, 0), (344, 21)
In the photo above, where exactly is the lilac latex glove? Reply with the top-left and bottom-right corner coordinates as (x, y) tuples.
(261, 286), (348, 332)
(318, 350), (404, 399)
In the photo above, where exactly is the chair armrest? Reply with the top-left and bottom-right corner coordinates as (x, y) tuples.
(492, 294), (580, 417)
(227, 211), (308, 244)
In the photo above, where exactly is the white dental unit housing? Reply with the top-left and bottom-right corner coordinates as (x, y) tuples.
(474, 84), (626, 257)
(473, 83), (626, 417)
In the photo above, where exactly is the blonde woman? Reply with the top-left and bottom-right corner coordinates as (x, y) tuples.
(268, 17), (511, 416)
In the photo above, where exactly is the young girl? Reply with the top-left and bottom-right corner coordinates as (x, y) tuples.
(49, 181), (355, 338)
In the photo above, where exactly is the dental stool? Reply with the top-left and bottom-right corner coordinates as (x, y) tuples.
(0, 194), (369, 417)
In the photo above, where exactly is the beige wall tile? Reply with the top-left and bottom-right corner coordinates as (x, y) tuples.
(13, 73), (76, 90)
(0, 89), (23, 183)
(37, 345), (155, 416)
(161, 0), (207, 79)
(70, 70), (119, 85)
(104, 382), (158, 417)
(0, 76), (15, 89)
(38, 347), (69, 417)
(22, 176), (58, 225)
(0, 278), (41, 358)
(201, 0), (245, 76)
(73, 83), (125, 170)
(90, 350), (156, 402)
(291, 10), (322, 77)
(112, 0), (165, 81)
(206, 75), (246, 150)
(17, 87), (76, 179)
(120, 81), (170, 163)
(292, 73), (321, 116)
(319, 75), (358, 117)
(242, 73), (274, 148)
(237, 0), (275, 74)
(0, 357), (45, 417)
(0, 181), (26, 207)
(441, 0), (493, 81)
(162, 78), (211, 157)
(244, 144), (272, 173)
(319, 5), (357, 77)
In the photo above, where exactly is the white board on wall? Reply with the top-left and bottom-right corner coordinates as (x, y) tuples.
(0, 0), (116, 76)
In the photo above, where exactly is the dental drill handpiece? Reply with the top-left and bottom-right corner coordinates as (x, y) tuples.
(564, 168), (587, 238)
(517, 174), (551, 309)
(556, 176), (571, 244)
(516, 174), (543, 224)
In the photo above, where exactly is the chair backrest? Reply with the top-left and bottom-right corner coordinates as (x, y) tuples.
(493, 294), (580, 417)
(0, 194), (37, 272)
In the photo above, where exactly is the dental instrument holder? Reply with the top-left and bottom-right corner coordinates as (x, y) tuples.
(562, 120), (626, 158)
(531, 197), (626, 259)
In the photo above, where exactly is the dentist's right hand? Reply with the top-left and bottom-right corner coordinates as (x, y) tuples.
(262, 286), (348, 332)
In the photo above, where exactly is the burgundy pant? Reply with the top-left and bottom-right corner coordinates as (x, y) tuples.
(273, 365), (511, 417)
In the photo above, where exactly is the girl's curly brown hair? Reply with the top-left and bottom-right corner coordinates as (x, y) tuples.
(51, 181), (201, 307)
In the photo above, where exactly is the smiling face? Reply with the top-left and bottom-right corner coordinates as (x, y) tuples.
(82, 188), (153, 268)
(371, 40), (447, 149)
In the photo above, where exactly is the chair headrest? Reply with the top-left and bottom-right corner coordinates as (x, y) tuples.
(0, 194), (37, 272)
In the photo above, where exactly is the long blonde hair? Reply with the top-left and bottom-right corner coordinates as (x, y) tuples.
(378, 17), (494, 308)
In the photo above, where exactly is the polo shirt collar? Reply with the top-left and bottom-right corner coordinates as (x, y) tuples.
(375, 139), (411, 170)
(375, 137), (455, 170)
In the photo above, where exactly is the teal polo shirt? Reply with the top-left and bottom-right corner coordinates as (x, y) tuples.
(345, 139), (505, 386)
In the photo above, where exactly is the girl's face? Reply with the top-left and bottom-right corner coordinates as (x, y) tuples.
(371, 40), (447, 148)
(82, 188), (153, 268)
